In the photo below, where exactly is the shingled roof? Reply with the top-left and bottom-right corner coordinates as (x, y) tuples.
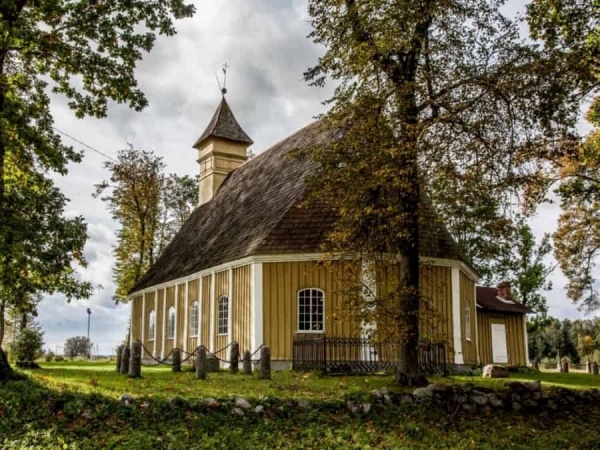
(131, 121), (472, 294)
(193, 97), (253, 148)
(476, 287), (533, 314)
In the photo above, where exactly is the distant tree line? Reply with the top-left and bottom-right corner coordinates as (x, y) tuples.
(529, 318), (600, 364)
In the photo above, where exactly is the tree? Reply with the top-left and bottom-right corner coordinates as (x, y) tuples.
(64, 336), (92, 359)
(0, 0), (195, 378)
(95, 146), (164, 301)
(96, 149), (199, 302)
(154, 174), (199, 258)
(494, 221), (554, 316)
(553, 130), (600, 312)
(13, 328), (44, 369)
(525, 0), (600, 312)
(303, 0), (577, 384)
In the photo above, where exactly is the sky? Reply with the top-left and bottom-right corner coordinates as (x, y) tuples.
(34, 0), (594, 356)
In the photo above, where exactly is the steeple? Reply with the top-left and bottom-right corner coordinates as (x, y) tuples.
(194, 96), (253, 205)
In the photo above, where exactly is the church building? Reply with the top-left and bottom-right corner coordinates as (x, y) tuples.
(127, 95), (530, 369)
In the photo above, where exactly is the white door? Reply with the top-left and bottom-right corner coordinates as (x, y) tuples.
(491, 323), (508, 364)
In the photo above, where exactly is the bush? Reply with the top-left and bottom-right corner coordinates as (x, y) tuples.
(45, 351), (55, 362)
(464, 364), (484, 377)
(508, 365), (539, 374)
(13, 329), (44, 369)
(54, 355), (65, 362)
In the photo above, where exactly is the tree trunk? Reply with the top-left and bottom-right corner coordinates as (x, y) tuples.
(0, 300), (15, 381)
(394, 146), (427, 387)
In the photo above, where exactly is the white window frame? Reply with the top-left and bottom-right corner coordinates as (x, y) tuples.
(217, 295), (229, 336)
(465, 301), (471, 341)
(297, 288), (325, 333)
(148, 310), (156, 341)
(167, 306), (176, 340)
(190, 301), (199, 337)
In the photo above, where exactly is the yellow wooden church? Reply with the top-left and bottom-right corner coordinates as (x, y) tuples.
(127, 96), (530, 370)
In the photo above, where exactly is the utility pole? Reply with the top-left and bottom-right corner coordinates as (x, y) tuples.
(86, 308), (92, 359)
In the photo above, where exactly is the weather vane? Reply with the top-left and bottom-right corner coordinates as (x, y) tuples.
(215, 62), (229, 96)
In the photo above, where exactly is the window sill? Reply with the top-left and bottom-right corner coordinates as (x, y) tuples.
(217, 333), (228, 336)
(189, 334), (199, 338)
(295, 330), (325, 334)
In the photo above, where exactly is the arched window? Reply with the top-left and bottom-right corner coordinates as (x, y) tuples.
(190, 301), (199, 336)
(167, 306), (176, 339)
(464, 301), (471, 341)
(298, 288), (324, 332)
(148, 310), (156, 341)
(218, 296), (229, 335)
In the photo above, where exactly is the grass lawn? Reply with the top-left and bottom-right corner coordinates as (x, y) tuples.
(1, 362), (600, 449)
(31, 361), (600, 401)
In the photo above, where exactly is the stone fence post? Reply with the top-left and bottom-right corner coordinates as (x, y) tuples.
(561, 360), (569, 373)
(532, 361), (540, 371)
(242, 350), (252, 375)
(587, 361), (592, 374)
(593, 362), (599, 375)
(196, 347), (207, 380)
(120, 345), (130, 375)
(128, 341), (142, 378)
(230, 342), (239, 373)
(172, 348), (181, 373)
(116, 345), (123, 373)
(259, 345), (271, 380)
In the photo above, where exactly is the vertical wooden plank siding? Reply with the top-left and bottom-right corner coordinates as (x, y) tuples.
(201, 275), (211, 346)
(144, 291), (156, 355)
(187, 279), (200, 352)
(155, 289), (164, 357)
(477, 311), (527, 366)
(375, 263), (454, 363)
(164, 286), (175, 356)
(263, 261), (361, 360)
(232, 265), (252, 353)
(459, 272), (477, 365)
(214, 270), (229, 352)
(176, 283), (185, 349)
(419, 265), (453, 363)
(131, 296), (142, 342)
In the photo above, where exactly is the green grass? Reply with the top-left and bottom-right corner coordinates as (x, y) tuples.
(2, 362), (600, 449)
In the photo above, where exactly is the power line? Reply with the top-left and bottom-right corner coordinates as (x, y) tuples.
(53, 126), (117, 162)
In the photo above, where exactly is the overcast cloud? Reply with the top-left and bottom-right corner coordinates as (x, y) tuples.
(36, 0), (593, 356)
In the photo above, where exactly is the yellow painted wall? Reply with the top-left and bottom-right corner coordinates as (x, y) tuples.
(143, 291), (155, 357)
(377, 263), (454, 363)
(164, 286), (175, 356)
(155, 288), (164, 357)
(201, 275), (211, 346)
(214, 270), (229, 352)
(263, 261), (361, 360)
(176, 283), (185, 349)
(460, 272), (478, 365)
(478, 311), (527, 366)
(187, 279), (200, 352)
(232, 265), (252, 353)
(131, 296), (142, 343)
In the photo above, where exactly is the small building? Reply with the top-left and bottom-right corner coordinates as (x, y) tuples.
(127, 96), (529, 370)
(476, 282), (532, 366)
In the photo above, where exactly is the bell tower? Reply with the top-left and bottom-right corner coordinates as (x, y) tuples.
(193, 96), (253, 205)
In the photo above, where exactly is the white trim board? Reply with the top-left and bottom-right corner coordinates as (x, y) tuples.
(129, 253), (479, 298)
(451, 267), (464, 365)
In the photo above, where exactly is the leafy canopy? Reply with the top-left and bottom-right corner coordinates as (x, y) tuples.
(304, 0), (579, 382)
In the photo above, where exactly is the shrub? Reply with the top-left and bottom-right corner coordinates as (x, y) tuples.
(54, 355), (65, 362)
(45, 351), (55, 362)
(13, 329), (44, 369)
(464, 364), (484, 377)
